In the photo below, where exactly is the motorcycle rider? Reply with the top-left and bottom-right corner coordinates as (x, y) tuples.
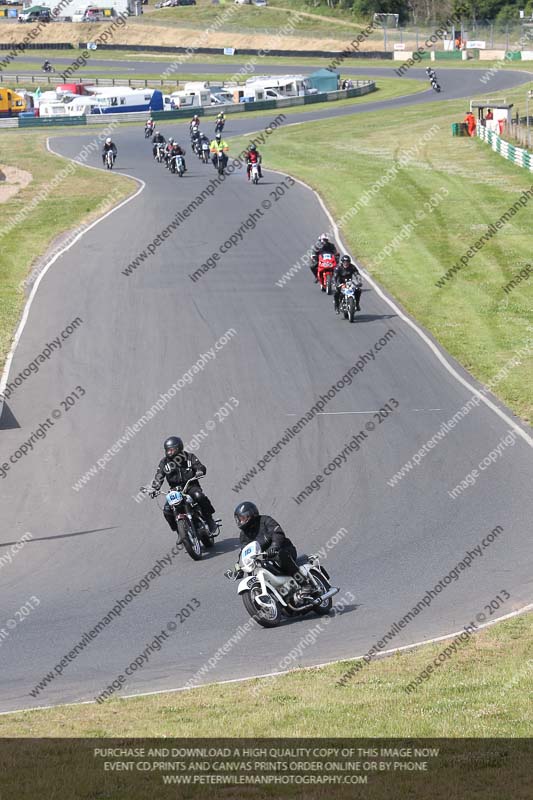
(333, 254), (362, 313)
(215, 111), (225, 132)
(152, 130), (166, 158)
(234, 502), (300, 578)
(245, 143), (262, 181)
(210, 132), (229, 171)
(164, 137), (175, 167)
(311, 233), (339, 282)
(101, 137), (117, 166)
(169, 139), (187, 171)
(150, 436), (218, 534)
(42, 60), (52, 72)
(199, 130), (210, 158)
(190, 114), (200, 132)
(190, 126), (201, 155)
(145, 117), (155, 136)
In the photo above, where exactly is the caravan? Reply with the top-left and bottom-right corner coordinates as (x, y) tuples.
(243, 75), (316, 101)
(82, 87), (164, 113)
(38, 87), (164, 117)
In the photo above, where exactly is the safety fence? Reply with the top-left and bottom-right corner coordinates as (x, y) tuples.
(0, 73), (181, 88)
(477, 124), (533, 171)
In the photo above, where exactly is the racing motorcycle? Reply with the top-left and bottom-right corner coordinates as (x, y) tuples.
(317, 252), (337, 294)
(431, 78), (441, 93)
(250, 161), (260, 185)
(215, 119), (225, 134)
(141, 477), (220, 561)
(144, 124), (154, 139)
(201, 140), (210, 164)
(338, 276), (362, 323)
(225, 541), (339, 628)
(170, 152), (185, 176)
(155, 142), (166, 163)
(213, 152), (226, 176)
(105, 150), (114, 170)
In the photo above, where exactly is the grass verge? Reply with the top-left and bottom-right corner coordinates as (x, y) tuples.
(0, 610), (531, 736)
(0, 130), (135, 373)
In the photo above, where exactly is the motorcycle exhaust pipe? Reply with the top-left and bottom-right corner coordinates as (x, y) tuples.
(312, 586), (339, 605)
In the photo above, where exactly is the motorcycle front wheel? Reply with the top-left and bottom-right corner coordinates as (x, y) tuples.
(177, 518), (203, 561)
(326, 274), (333, 295)
(309, 570), (333, 616)
(242, 588), (281, 628)
(348, 297), (355, 323)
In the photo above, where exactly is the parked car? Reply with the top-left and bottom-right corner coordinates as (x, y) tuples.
(253, 0), (267, 5)
(234, 0), (251, 4)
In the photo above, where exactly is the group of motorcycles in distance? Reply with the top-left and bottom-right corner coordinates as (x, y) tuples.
(314, 250), (363, 323)
(426, 66), (441, 92)
(144, 116), (227, 176)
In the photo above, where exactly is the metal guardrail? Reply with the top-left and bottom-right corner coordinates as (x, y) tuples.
(0, 73), (181, 88)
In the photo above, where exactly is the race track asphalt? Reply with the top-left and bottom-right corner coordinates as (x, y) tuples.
(0, 65), (531, 712)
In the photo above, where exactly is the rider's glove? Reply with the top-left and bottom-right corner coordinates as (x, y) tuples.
(149, 488), (158, 499)
(267, 546), (279, 558)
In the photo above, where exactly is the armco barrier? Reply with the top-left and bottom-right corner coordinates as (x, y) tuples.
(477, 124), (533, 171)
(79, 42), (393, 59)
(0, 42), (74, 50)
(19, 115), (87, 127)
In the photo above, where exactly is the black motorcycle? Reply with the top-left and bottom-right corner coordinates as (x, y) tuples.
(141, 477), (220, 561)
(42, 63), (53, 73)
(212, 152), (226, 176)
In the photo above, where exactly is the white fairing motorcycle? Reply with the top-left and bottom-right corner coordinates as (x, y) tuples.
(226, 541), (339, 628)
(250, 161), (260, 184)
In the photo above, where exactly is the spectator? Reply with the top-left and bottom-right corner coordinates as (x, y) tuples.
(486, 109), (493, 120)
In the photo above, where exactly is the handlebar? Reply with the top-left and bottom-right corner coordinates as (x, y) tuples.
(140, 474), (204, 498)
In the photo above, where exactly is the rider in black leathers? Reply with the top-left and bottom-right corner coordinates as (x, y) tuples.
(234, 502), (300, 577)
(310, 233), (340, 282)
(151, 436), (217, 534)
(333, 254), (362, 313)
(152, 130), (166, 158)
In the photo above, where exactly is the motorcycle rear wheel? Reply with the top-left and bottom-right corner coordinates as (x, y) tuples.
(177, 518), (203, 561)
(242, 588), (281, 628)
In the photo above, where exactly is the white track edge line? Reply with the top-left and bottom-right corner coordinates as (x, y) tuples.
(2, 602), (531, 716)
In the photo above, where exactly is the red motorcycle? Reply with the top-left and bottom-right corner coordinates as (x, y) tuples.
(317, 252), (337, 294)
